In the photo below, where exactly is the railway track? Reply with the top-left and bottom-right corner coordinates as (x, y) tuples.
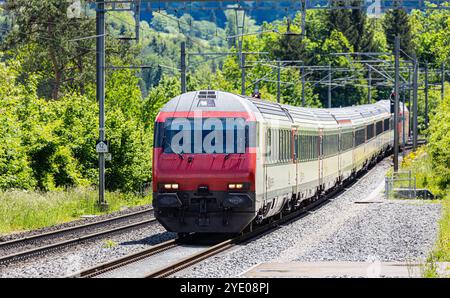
(71, 154), (387, 278)
(145, 190), (333, 278)
(0, 207), (156, 265)
(73, 178), (349, 278)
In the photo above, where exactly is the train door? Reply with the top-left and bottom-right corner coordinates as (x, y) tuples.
(352, 127), (356, 172)
(263, 126), (270, 202)
(337, 127), (341, 179)
(318, 128), (324, 192)
(292, 127), (299, 198)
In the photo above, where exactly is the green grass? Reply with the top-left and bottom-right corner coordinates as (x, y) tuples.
(423, 194), (450, 278)
(387, 147), (447, 198)
(102, 239), (118, 249)
(0, 188), (151, 235)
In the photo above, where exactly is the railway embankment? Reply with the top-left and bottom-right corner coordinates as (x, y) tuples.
(174, 158), (444, 278)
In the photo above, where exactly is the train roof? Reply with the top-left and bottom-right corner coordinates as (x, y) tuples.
(160, 90), (393, 127)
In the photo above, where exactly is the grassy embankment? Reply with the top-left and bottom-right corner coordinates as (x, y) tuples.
(0, 188), (151, 235)
(390, 147), (449, 277)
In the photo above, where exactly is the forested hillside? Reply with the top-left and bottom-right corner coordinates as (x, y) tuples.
(0, 1), (449, 194)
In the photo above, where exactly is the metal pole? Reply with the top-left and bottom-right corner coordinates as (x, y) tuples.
(96, 0), (107, 209)
(328, 64), (332, 108)
(277, 59), (281, 103)
(301, 0), (306, 39)
(134, 0), (141, 42)
(402, 87), (406, 153)
(301, 66), (306, 106)
(368, 66), (372, 104)
(442, 62), (445, 101)
(241, 53), (246, 95)
(394, 36), (400, 172)
(408, 67), (412, 138)
(413, 60), (418, 150)
(180, 41), (186, 93)
(425, 62), (429, 129)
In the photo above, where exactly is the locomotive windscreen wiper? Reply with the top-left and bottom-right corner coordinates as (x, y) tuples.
(162, 135), (184, 159)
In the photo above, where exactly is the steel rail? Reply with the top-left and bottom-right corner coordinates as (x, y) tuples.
(0, 208), (153, 249)
(72, 238), (179, 278)
(0, 216), (157, 265)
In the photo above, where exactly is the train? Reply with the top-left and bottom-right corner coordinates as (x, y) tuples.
(152, 90), (409, 234)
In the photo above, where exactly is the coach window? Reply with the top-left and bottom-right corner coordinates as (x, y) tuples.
(276, 129), (280, 163)
(300, 132), (304, 161)
(300, 132), (307, 162)
(286, 130), (290, 162)
(280, 130), (283, 162)
(302, 133), (307, 161)
(341, 131), (353, 152)
(355, 128), (365, 147)
(294, 132), (298, 160)
(266, 129), (271, 162)
(307, 134), (311, 161)
(366, 124), (374, 140)
(287, 130), (290, 162)
(287, 131), (291, 162)
(308, 134), (311, 161)
(271, 129), (276, 163)
(384, 118), (390, 132)
(307, 134), (310, 161)
(311, 134), (316, 159)
(376, 121), (383, 136)
(278, 130), (282, 163)
(286, 130), (289, 162)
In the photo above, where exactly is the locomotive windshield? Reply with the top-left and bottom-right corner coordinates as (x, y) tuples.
(160, 117), (252, 154)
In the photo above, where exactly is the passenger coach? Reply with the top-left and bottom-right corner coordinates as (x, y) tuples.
(152, 90), (408, 234)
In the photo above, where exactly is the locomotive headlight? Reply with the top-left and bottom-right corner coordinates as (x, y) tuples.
(163, 183), (179, 190)
(228, 183), (244, 190)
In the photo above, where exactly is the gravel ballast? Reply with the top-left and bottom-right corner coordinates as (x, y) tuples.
(0, 223), (175, 278)
(174, 159), (442, 278)
(0, 204), (153, 243)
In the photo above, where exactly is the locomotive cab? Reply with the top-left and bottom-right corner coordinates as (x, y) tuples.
(152, 91), (258, 233)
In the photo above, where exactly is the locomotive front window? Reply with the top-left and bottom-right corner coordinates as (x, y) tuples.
(161, 118), (253, 154)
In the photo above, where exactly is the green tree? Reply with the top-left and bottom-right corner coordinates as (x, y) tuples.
(3, 0), (95, 99)
(327, 0), (370, 53)
(410, 8), (450, 68)
(0, 60), (35, 189)
(383, 1), (414, 58)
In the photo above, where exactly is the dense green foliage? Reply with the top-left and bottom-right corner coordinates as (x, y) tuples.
(427, 83), (450, 193)
(383, 0), (414, 58)
(0, 2), (448, 194)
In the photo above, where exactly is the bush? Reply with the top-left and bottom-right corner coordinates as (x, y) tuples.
(427, 86), (450, 193)
(0, 58), (154, 193)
